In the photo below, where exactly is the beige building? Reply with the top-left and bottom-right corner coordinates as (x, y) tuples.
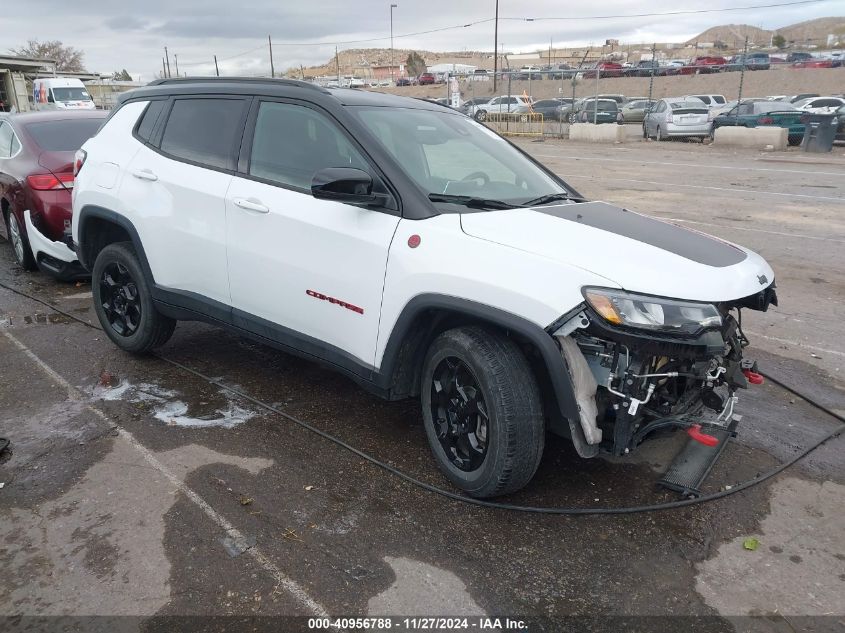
(0, 55), (57, 112)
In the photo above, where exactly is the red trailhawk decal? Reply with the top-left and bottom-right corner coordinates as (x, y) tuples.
(306, 289), (364, 315)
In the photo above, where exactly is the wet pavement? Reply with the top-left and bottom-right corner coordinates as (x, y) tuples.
(1, 141), (844, 632)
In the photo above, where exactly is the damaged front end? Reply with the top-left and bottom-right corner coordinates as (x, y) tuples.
(549, 284), (777, 459)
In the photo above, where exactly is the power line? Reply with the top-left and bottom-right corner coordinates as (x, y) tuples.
(167, 0), (828, 70)
(509, 0), (827, 21)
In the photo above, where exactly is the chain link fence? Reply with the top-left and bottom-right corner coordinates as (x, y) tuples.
(436, 55), (844, 147)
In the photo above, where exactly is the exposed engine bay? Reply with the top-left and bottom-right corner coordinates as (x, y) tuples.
(553, 284), (777, 458)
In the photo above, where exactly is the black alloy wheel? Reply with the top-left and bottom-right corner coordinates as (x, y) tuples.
(99, 261), (142, 337)
(429, 356), (490, 472)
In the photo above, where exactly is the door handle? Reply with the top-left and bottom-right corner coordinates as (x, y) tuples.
(234, 198), (269, 214)
(131, 169), (158, 181)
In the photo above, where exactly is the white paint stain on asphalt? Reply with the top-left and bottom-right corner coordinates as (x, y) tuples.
(94, 380), (257, 428)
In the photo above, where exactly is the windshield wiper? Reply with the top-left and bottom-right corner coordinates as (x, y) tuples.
(521, 192), (585, 206)
(428, 193), (520, 210)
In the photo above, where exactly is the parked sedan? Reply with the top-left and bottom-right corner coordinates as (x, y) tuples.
(792, 59), (834, 69)
(711, 101), (805, 145)
(460, 97), (491, 116)
(619, 99), (656, 123)
(569, 98), (620, 124)
(793, 96), (845, 114)
(643, 98), (710, 140)
(0, 110), (106, 278)
(531, 99), (569, 121)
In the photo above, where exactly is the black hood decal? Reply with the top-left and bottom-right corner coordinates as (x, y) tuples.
(533, 202), (747, 268)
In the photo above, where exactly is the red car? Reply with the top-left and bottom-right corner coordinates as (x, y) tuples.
(418, 73), (435, 85)
(582, 62), (623, 78)
(680, 56), (728, 74)
(0, 110), (106, 279)
(792, 59), (834, 69)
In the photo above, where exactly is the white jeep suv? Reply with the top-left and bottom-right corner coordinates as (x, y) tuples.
(72, 78), (778, 498)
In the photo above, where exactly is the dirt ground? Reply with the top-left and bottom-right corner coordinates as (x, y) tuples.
(1, 140), (844, 632)
(380, 66), (845, 101)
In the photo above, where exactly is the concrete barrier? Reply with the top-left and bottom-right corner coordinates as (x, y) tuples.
(714, 126), (788, 150)
(569, 123), (626, 143)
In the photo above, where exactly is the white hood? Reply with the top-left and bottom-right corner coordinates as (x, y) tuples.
(460, 201), (775, 304)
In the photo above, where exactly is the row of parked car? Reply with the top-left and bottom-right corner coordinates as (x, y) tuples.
(456, 91), (845, 145)
(496, 51), (844, 80)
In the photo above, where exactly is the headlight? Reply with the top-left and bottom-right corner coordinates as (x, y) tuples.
(583, 288), (722, 334)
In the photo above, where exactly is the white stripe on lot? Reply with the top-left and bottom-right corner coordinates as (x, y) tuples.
(2, 329), (334, 622)
(556, 173), (845, 202)
(530, 153), (845, 177)
(665, 218), (845, 244)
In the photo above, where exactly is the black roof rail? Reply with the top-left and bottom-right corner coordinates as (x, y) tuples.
(146, 76), (327, 92)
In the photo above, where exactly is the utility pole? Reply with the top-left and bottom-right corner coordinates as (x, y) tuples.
(335, 46), (340, 84)
(647, 42), (656, 104)
(162, 57), (166, 79)
(164, 47), (171, 78)
(737, 36), (749, 111)
(214, 55), (219, 77)
(269, 35), (275, 78)
(493, 0), (499, 92)
(174, 54), (179, 77)
(390, 4), (398, 83)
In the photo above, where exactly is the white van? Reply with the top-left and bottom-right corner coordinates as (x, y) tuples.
(33, 78), (96, 111)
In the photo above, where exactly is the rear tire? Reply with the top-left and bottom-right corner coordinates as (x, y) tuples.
(92, 242), (175, 354)
(5, 211), (37, 271)
(656, 125), (666, 141)
(475, 110), (487, 122)
(420, 326), (545, 498)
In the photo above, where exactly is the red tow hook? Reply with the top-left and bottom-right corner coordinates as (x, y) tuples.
(743, 369), (765, 385)
(687, 424), (720, 447)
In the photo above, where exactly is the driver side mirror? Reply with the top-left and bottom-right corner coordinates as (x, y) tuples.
(311, 167), (376, 204)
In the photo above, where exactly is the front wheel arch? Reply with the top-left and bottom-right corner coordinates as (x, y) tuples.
(377, 295), (589, 453)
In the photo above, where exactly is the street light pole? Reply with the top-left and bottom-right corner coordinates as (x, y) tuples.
(390, 4), (398, 83)
(493, 0), (499, 92)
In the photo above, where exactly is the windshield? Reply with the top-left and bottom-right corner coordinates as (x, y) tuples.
(51, 87), (92, 102)
(353, 107), (568, 208)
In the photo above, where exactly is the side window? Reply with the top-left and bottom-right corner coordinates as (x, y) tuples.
(159, 98), (248, 170)
(248, 101), (369, 190)
(135, 100), (167, 143)
(713, 96), (726, 104)
(10, 132), (20, 156)
(0, 122), (12, 158)
(737, 104), (753, 115)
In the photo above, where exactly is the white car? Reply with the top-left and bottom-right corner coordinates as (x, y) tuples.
(792, 96), (845, 114)
(72, 78), (778, 497)
(473, 95), (533, 121)
(683, 94), (727, 108)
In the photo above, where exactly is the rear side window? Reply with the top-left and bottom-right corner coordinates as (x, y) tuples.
(24, 119), (103, 151)
(135, 100), (167, 143)
(159, 98), (247, 170)
(712, 96), (726, 104)
(0, 122), (13, 158)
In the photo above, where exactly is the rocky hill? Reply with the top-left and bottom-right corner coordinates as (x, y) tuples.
(686, 16), (845, 47)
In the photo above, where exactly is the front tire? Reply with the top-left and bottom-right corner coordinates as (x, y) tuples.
(420, 326), (545, 498)
(92, 242), (175, 354)
(6, 211), (37, 271)
(474, 110), (487, 122)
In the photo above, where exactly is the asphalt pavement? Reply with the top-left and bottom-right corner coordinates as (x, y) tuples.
(1, 139), (843, 632)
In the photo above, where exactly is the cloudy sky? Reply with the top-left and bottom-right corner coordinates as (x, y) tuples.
(5, 0), (840, 79)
